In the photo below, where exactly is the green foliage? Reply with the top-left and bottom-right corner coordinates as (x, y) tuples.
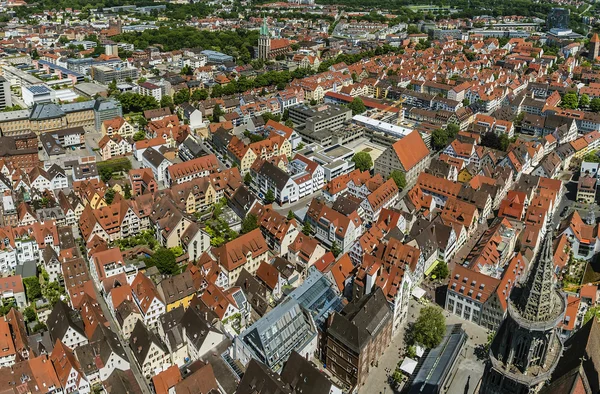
(244, 172), (253, 186)
(591, 98), (600, 113)
(146, 247), (179, 275)
(432, 129), (449, 151)
(480, 132), (510, 152)
(580, 94), (590, 108)
(23, 277), (42, 301)
(212, 104), (224, 122)
(330, 241), (342, 258)
(133, 131), (146, 142)
(104, 188), (116, 205)
(191, 89), (209, 102)
(1, 105), (24, 112)
(347, 97), (366, 115)
(205, 198), (238, 247)
(173, 89), (190, 105)
(585, 305), (600, 324)
(32, 322), (47, 333)
(241, 214), (259, 234)
(406, 345), (417, 359)
(42, 282), (66, 306)
(561, 92), (579, 109)
(411, 306), (446, 349)
(351, 151), (373, 171)
(124, 183), (132, 199)
(97, 158), (132, 182)
(287, 210), (294, 220)
(160, 95), (174, 111)
(170, 246), (184, 258)
(302, 221), (313, 236)
(584, 150), (600, 163)
(118, 92), (159, 114)
(446, 123), (460, 138)
(114, 230), (157, 250)
(430, 261), (449, 280)
(389, 170), (407, 190)
(262, 112), (281, 123)
(243, 130), (265, 143)
(23, 306), (37, 322)
(285, 119), (294, 128)
(265, 189), (275, 204)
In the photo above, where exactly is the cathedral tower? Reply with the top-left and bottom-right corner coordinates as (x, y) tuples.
(258, 18), (271, 60)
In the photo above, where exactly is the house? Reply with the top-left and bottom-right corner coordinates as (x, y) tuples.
(305, 199), (362, 254)
(360, 178), (399, 224)
(74, 325), (130, 383)
(47, 301), (88, 350)
(287, 233), (327, 276)
(142, 147), (171, 183)
(326, 287), (392, 389)
(559, 210), (600, 261)
(98, 134), (131, 160)
(211, 228), (270, 286)
(250, 204), (299, 256)
(0, 276), (26, 308)
(256, 261), (285, 300)
(165, 154), (219, 186)
(374, 130), (431, 185)
(131, 272), (166, 329)
(0, 319), (16, 367)
(50, 339), (90, 394)
(102, 117), (135, 139)
(129, 320), (169, 382)
(157, 270), (196, 312)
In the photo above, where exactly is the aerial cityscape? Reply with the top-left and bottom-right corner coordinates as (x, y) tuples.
(0, 0), (599, 393)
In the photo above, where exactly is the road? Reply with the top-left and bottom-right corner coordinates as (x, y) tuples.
(83, 249), (152, 394)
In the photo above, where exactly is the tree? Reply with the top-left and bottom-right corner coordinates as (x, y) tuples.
(411, 306), (446, 348)
(191, 89), (209, 102)
(287, 210), (294, 220)
(173, 89), (190, 105)
(146, 247), (178, 275)
(431, 129), (449, 151)
(591, 98), (600, 113)
(389, 170), (406, 190)
(431, 261), (449, 280)
(330, 241), (342, 258)
(265, 189), (275, 204)
(302, 221), (313, 235)
(160, 95), (174, 111)
(23, 277), (42, 301)
(23, 306), (36, 322)
(285, 119), (294, 128)
(580, 94), (590, 108)
(133, 131), (146, 141)
(347, 97), (366, 115)
(104, 188), (116, 205)
(241, 214), (259, 234)
(123, 183), (132, 199)
(212, 104), (224, 122)
(351, 151), (373, 171)
(446, 123), (459, 139)
(244, 172), (252, 186)
(561, 92), (579, 109)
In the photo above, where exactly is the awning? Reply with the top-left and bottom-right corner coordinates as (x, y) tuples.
(400, 358), (418, 375)
(424, 260), (440, 276)
(412, 287), (426, 299)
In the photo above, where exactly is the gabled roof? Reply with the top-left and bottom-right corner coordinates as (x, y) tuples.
(390, 130), (430, 171)
(212, 228), (269, 272)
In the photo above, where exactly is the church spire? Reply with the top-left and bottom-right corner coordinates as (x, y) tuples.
(515, 231), (558, 322)
(260, 17), (269, 37)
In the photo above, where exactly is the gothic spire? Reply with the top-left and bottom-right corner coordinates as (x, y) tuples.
(260, 16), (269, 37)
(515, 231), (558, 322)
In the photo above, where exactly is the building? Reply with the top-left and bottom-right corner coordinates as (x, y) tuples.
(305, 199), (362, 253)
(0, 77), (11, 110)
(326, 288), (392, 390)
(577, 176), (596, 204)
(374, 130), (431, 185)
(90, 65), (139, 84)
(547, 8), (570, 30)
(234, 298), (318, 371)
(47, 301), (89, 350)
(129, 320), (169, 382)
(590, 33), (600, 61)
(481, 233), (567, 393)
(257, 19), (291, 60)
(289, 104), (352, 133)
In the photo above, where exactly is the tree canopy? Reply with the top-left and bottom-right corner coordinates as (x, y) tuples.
(352, 151), (373, 171)
(241, 214), (259, 234)
(480, 132), (510, 152)
(561, 92), (579, 110)
(118, 92), (159, 114)
(411, 306), (446, 349)
(389, 170), (406, 190)
(347, 97), (367, 115)
(146, 247), (179, 275)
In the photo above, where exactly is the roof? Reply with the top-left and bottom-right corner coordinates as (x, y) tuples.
(173, 361), (219, 394)
(47, 301), (85, 344)
(390, 130), (430, 171)
(129, 320), (167, 366)
(152, 365), (182, 394)
(280, 351), (333, 394)
(212, 228), (269, 272)
(448, 265), (500, 305)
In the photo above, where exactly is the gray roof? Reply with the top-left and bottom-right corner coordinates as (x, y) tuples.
(47, 300), (86, 344)
(235, 268), (270, 317)
(30, 102), (65, 120)
(129, 320), (167, 365)
(281, 351), (333, 394)
(181, 306), (222, 350)
(258, 161), (291, 190)
(236, 359), (293, 394)
(15, 261), (37, 279)
(142, 147), (167, 168)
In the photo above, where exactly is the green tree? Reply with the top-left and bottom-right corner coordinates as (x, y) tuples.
(411, 306), (446, 348)
(432, 129), (449, 151)
(173, 89), (190, 105)
(104, 188), (116, 205)
(23, 277), (42, 301)
(241, 214), (259, 234)
(431, 261), (449, 280)
(285, 119), (294, 128)
(302, 221), (313, 235)
(287, 210), (294, 220)
(212, 104), (224, 122)
(244, 172), (252, 186)
(123, 183), (132, 199)
(265, 189), (275, 204)
(561, 92), (579, 109)
(406, 345), (417, 359)
(446, 123), (459, 139)
(330, 241), (342, 257)
(347, 97), (366, 115)
(351, 151), (373, 171)
(160, 95), (174, 111)
(191, 89), (209, 102)
(23, 306), (36, 322)
(580, 93), (590, 108)
(389, 170), (406, 190)
(591, 98), (600, 113)
(133, 131), (146, 141)
(146, 248), (178, 275)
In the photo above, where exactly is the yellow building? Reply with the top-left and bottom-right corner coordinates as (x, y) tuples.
(158, 271), (197, 312)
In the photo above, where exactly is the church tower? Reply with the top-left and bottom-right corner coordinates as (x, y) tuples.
(258, 18), (271, 60)
(480, 232), (566, 394)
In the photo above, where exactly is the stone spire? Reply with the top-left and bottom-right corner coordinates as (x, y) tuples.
(515, 231), (557, 322)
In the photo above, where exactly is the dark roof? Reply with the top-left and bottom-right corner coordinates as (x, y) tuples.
(129, 320), (167, 365)
(180, 306), (221, 350)
(47, 300), (85, 344)
(257, 161), (291, 190)
(236, 358), (293, 394)
(331, 194), (361, 216)
(235, 268), (270, 317)
(280, 351), (333, 394)
(142, 147), (168, 168)
(104, 369), (144, 394)
(228, 185), (259, 219)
